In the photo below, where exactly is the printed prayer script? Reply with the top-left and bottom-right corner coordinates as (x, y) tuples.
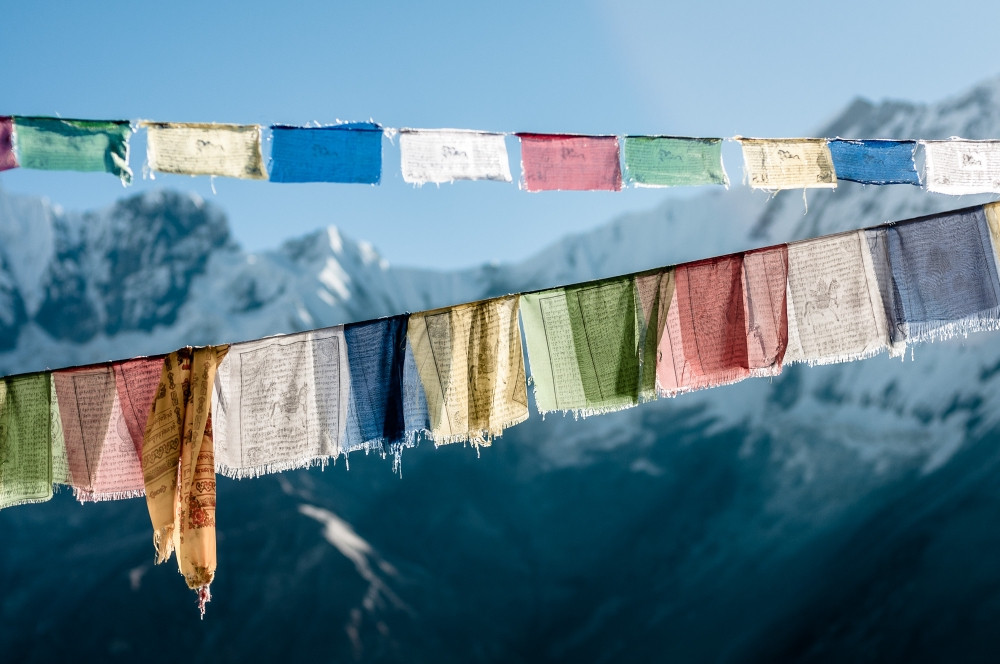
(143, 122), (266, 179)
(214, 327), (350, 478)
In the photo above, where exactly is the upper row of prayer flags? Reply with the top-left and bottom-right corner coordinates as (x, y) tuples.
(6, 115), (1000, 194)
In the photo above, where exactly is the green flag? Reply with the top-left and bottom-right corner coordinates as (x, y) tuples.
(521, 276), (642, 415)
(623, 136), (727, 187)
(13, 116), (132, 182)
(0, 373), (54, 509)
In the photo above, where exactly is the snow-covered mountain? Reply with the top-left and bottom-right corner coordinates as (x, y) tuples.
(5, 77), (1000, 662)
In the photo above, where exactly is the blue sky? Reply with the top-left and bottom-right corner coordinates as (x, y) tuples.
(4, 0), (1000, 268)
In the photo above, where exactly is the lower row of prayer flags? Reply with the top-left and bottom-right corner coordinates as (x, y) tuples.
(10, 113), (1000, 194)
(5, 201), (1000, 610)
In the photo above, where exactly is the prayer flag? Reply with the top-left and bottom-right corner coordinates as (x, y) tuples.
(0, 373), (53, 509)
(407, 295), (528, 446)
(142, 346), (228, 615)
(743, 245), (789, 376)
(517, 133), (622, 191)
(143, 122), (266, 179)
(635, 268), (675, 402)
(50, 377), (70, 486)
(12, 116), (132, 182)
(399, 129), (512, 184)
(784, 231), (892, 364)
(53, 365), (145, 502)
(113, 356), (167, 458)
(0, 117), (17, 171)
(739, 138), (836, 190)
(520, 276), (640, 415)
(657, 255), (750, 394)
(623, 136), (728, 187)
(872, 207), (1000, 342)
(214, 327), (350, 478)
(922, 139), (1000, 194)
(343, 316), (429, 458)
(827, 139), (919, 185)
(269, 123), (382, 184)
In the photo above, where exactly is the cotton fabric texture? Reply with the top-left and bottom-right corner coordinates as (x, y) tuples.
(141, 346), (228, 613)
(12, 116), (132, 182)
(0, 373), (54, 510)
(143, 122), (266, 179)
(739, 138), (836, 190)
(343, 316), (429, 459)
(53, 364), (146, 502)
(520, 276), (641, 415)
(784, 231), (892, 364)
(517, 133), (622, 191)
(214, 327), (350, 478)
(622, 136), (728, 187)
(399, 129), (512, 184)
(407, 295), (528, 446)
(657, 255), (748, 394)
(922, 139), (1000, 194)
(867, 207), (1000, 343)
(269, 123), (382, 184)
(827, 139), (919, 185)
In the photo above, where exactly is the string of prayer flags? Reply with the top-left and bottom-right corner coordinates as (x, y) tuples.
(921, 139), (1000, 194)
(0, 117), (16, 172)
(52, 365), (145, 502)
(517, 133), (622, 192)
(11, 117), (132, 183)
(399, 129), (512, 184)
(142, 345), (228, 616)
(743, 246), (789, 376)
(0, 374), (54, 509)
(213, 327), (350, 478)
(142, 122), (266, 180)
(521, 276), (640, 415)
(784, 231), (893, 364)
(407, 295), (529, 446)
(739, 138), (836, 190)
(657, 255), (751, 395)
(622, 136), (728, 188)
(269, 123), (383, 184)
(827, 139), (920, 185)
(343, 316), (429, 459)
(869, 208), (1000, 343)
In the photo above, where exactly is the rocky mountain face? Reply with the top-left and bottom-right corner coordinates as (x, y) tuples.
(4, 77), (1000, 662)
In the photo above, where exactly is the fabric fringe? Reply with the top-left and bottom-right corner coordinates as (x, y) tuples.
(784, 343), (889, 367)
(1, 496), (52, 509)
(196, 584), (211, 620)
(431, 413), (530, 448)
(152, 525), (175, 565)
(72, 487), (146, 503)
(655, 370), (751, 399)
(748, 363), (784, 379)
(537, 399), (638, 420)
(902, 314), (1000, 345)
(216, 456), (333, 481)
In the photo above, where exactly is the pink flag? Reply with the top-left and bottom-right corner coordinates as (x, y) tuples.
(657, 255), (749, 394)
(517, 133), (621, 191)
(0, 117), (17, 171)
(113, 356), (166, 455)
(53, 364), (147, 501)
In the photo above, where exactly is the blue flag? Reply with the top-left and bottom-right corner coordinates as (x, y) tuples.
(269, 122), (382, 183)
(828, 139), (919, 185)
